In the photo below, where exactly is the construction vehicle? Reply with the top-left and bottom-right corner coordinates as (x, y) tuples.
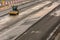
(8, 6), (19, 15)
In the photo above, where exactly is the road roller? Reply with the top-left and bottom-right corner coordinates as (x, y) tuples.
(8, 6), (19, 15)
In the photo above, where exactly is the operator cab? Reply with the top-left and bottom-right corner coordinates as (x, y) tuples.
(12, 6), (18, 11)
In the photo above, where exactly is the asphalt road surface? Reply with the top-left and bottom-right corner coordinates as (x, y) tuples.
(0, 2), (59, 40)
(16, 8), (60, 40)
(0, 0), (60, 40)
(0, 1), (50, 31)
(15, 2), (60, 40)
(0, 1), (52, 40)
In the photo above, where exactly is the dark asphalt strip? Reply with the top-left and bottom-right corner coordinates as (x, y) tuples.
(15, 5), (60, 40)
(15, 13), (60, 40)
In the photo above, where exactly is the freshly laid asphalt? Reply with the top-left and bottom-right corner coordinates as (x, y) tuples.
(16, 12), (60, 40)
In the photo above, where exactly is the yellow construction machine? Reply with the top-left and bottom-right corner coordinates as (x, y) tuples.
(8, 6), (19, 15)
